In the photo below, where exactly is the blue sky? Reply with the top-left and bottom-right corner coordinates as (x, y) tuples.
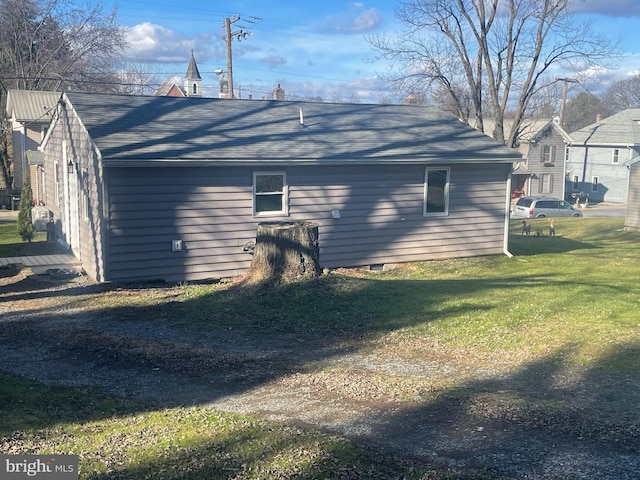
(112, 0), (640, 103)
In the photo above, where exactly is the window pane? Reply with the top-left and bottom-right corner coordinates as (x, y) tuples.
(255, 194), (283, 213)
(426, 169), (448, 214)
(255, 174), (283, 193)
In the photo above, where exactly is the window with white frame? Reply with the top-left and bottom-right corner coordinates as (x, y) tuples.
(81, 169), (89, 221)
(253, 172), (287, 216)
(54, 161), (60, 206)
(592, 176), (599, 192)
(572, 175), (579, 191)
(612, 148), (620, 164)
(423, 167), (450, 216)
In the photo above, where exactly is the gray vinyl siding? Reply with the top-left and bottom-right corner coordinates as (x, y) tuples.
(43, 107), (105, 281)
(105, 163), (509, 282)
(566, 146), (631, 203)
(526, 131), (566, 198)
(626, 162), (640, 230)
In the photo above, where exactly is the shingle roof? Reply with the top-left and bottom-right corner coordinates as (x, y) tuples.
(6, 90), (61, 123)
(61, 91), (523, 165)
(570, 108), (640, 146)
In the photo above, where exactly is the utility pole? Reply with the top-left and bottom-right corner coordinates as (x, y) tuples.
(222, 15), (260, 99)
(558, 78), (577, 128)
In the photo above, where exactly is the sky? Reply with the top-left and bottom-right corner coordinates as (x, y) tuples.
(111, 0), (640, 104)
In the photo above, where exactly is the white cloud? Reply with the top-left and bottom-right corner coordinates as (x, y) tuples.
(124, 22), (214, 63)
(315, 6), (384, 34)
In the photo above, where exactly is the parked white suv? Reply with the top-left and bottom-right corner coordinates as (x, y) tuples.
(512, 196), (583, 219)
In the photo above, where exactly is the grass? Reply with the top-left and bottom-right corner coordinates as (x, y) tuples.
(0, 221), (50, 257)
(2, 217), (640, 478)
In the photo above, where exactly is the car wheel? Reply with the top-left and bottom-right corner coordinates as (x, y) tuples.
(572, 213), (580, 217)
(537, 214), (546, 218)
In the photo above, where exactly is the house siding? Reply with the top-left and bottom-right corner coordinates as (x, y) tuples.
(43, 106), (106, 281)
(105, 163), (509, 282)
(526, 129), (566, 198)
(566, 146), (634, 203)
(626, 161), (640, 230)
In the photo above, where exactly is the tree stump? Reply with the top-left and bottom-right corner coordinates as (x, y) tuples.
(246, 221), (320, 283)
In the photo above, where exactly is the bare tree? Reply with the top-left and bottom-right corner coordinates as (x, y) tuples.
(603, 74), (640, 113)
(0, 0), (125, 186)
(367, 0), (619, 147)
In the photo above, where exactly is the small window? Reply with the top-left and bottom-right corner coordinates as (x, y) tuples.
(253, 172), (287, 216)
(424, 168), (450, 216)
(192, 82), (198, 95)
(612, 149), (620, 164)
(591, 176), (599, 193)
(572, 175), (579, 191)
(541, 145), (555, 163)
(565, 146), (570, 162)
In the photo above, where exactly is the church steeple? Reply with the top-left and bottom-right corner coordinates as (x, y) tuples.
(184, 51), (202, 97)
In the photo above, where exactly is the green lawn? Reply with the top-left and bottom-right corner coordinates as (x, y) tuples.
(0, 221), (48, 257)
(1, 217), (639, 479)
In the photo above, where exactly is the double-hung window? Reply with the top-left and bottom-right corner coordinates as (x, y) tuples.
(423, 167), (450, 216)
(253, 172), (287, 216)
(612, 148), (620, 164)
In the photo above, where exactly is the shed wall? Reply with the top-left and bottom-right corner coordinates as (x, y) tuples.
(105, 163), (510, 282)
(626, 162), (640, 230)
(43, 107), (105, 281)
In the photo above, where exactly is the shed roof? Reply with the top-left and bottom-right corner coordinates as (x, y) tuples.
(570, 108), (640, 146)
(61, 91), (522, 166)
(6, 90), (60, 123)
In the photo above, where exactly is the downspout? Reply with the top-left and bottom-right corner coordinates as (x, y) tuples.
(503, 166), (514, 258)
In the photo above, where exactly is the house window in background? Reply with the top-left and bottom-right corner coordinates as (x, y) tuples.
(539, 173), (553, 194)
(541, 145), (556, 163)
(592, 176), (599, 192)
(612, 148), (620, 164)
(424, 168), (450, 216)
(572, 175), (579, 191)
(253, 172), (287, 216)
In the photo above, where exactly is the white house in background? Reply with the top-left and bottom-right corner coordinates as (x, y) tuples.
(566, 109), (640, 204)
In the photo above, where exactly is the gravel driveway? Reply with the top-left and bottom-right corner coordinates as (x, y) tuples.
(1, 270), (639, 479)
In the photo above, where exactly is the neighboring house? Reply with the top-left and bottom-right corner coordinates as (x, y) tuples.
(566, 108), (640, 203)
(5, 90), (60, 197)
(40, 91), (522, 283)
(625, 157), (640, 230)
(522, 119), (571, 199)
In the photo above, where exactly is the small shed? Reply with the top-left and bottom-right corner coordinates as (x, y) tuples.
(41, 92), (522, 283)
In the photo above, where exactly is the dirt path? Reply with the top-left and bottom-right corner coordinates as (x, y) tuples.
(1, 273), (639, 479)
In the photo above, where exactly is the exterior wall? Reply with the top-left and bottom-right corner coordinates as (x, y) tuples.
(526, 130), (566, 199)
(43, 106), (106, 282)
(104, 163), (510, 283)
(626, 161), (640, 230)
(566, 145), (635, 203)
(10, 121), (47, 190)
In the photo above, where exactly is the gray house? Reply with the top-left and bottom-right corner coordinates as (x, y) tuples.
(523, 119), (571, 199)
(626, 157), (640, 230)
(40, 92), (522, 283)
(566, 108), (640, 203)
